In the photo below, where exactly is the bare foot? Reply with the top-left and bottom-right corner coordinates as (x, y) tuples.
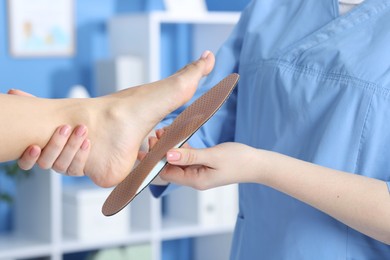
(85, 51), (215, 187)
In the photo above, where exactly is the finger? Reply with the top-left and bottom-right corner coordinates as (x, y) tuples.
(148, 136), (159, 151)
(181, 142), (191, 149)
(18, 145), (41, 170)
(166, 147), (212, 167)
(160, 164), (209, 189)
(151, 174), (169, 185)
(7, 89), (35, 97)
(137, 151), (147, 161)
(155, 128), (165, 139)
(37, 125), (71, 170)
(140, 130), (155, 152)
(52, 125), (88, 173)
(66, 139), (90, 177)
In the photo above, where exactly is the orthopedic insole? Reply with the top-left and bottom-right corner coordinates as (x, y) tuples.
(102, 73), (239, 216)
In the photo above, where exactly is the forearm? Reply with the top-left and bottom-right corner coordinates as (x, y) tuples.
(164, 142), (390, 242)
(255, 149), (390, 244)
(0, 94), (99, 162)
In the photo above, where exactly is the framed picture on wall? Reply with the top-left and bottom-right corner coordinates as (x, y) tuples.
(8, 0), (75, 57)
(164, 0), (208, 14)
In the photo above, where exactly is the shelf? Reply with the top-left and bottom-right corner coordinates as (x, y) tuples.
(61, 231), (152, 254)
(130, 11), (240, 24)
(0, 233), (51, 259)
(161, 218), (234, 241)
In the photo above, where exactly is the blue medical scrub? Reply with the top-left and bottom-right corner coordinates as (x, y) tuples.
(152, 0), (390, 258)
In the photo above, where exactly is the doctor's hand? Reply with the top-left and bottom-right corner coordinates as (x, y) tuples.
(161, 142), (260, 190)
(8, 89), (90, 175)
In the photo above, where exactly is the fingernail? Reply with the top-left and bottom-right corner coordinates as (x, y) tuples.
(76, 125), (87, 137)
(81, 139), (90, 150)
(167, 151), (181, 161)
(60, 125), (71, 136)
(29, 146), (40, 157)
(200, 50), (211, 60)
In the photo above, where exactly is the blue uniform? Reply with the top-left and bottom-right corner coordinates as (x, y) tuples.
(152, 0), (390, 258)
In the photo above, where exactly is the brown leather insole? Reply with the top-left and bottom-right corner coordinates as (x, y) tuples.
(102, 73), (239, 216)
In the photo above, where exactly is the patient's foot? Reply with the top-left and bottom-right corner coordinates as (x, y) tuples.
(86, 51), (215, 187)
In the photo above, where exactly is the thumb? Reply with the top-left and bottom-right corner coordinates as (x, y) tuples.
(166, 147), (211, 167)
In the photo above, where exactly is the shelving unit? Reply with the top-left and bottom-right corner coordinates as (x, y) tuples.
(0, 11), (240, 260)
(107, 11), (240, 82)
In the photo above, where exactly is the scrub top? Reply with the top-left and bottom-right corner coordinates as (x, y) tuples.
(152, 0), (390, 258)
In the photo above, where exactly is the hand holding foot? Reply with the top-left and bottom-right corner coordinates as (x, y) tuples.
(10, 89), (90, 175)
(18, 125), (90, 175)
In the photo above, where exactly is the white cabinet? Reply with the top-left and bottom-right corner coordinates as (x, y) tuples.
(62, 184), (130, 240)
(0, 11), (240, 260)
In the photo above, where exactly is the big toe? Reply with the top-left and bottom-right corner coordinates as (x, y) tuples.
(176, 50), (215, 78)
(167, 51), (215, 103)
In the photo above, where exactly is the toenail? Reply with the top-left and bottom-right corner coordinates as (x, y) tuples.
(201, 50), (211, 59)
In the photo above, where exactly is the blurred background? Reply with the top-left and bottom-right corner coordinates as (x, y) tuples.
(0, 0), (250, 259)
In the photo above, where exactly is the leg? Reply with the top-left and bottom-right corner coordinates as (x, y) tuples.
(0, 51), (215, 187)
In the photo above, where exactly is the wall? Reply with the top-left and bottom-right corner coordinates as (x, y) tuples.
(0, 0), (249, 97)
